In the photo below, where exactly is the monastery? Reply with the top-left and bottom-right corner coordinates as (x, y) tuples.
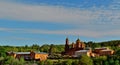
(62, 38), (85, 56)
(62, 38), (114, 57)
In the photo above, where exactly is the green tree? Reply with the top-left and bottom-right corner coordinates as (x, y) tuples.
(49, 44), (56, 55)
(5, 56), (25, 65)
(56, 59), (62, 65)
(5, 56), (15, 65)
(31, 44), (40, 50)
(79, 55), (93, 65)
(116, 49), (120, 56)
(114, 60), (120, 65)
(19, 57), (25, 65)
(109, 59), (114, 65)
(93, 56), (107, 65)
(38, 61), (45, 65)
(45, 60), (53, 65)
(13, 59), (19, 65)
(104, 61), (109, 65)
(0, 47), (6, 57)
(0, 57), (5, 65)
(64, 60), (72, 65)
(72, 60), (78, 65)
(40, 44), (50, 52)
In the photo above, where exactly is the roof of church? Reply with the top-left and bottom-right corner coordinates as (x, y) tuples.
(76, 38), (80, 42)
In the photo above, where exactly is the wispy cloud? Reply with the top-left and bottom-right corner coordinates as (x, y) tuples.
(0, 1), (120, 39)
(0, 1), (120, 25)
(0, 1), (94, 23)
(0, 27), (120, 38)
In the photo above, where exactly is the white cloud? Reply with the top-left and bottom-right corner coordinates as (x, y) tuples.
(0, 1), (120, 25)
(0, 1), (120, 38)
(0, 27), (120, 38)
(0, 1), (89, 23)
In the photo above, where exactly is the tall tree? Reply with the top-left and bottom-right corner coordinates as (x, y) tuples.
(114, 60), (120, 65)
(79, 55), (93, 65)
(49, 44), (54, 55)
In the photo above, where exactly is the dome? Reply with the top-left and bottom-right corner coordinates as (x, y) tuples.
(76, 38), (80, 42)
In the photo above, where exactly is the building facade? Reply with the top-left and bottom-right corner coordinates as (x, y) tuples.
(93, 47), (114, 56)
(7, 51), (48, 61)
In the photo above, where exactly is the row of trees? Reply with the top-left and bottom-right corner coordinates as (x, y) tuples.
(86, 40), (120, 49)
(92, 55), (120, 65)
(38, 55), (120, 65)
(0, 56), (25, 65)
(38, 55), (93, 65)
(1, 55), (120, 65)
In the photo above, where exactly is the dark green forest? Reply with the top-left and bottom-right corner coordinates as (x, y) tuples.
(0, 40), (120, 65)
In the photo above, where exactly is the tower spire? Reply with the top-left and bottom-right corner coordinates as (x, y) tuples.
(66, 37), (69, 45)
(65, 37), (69, 51)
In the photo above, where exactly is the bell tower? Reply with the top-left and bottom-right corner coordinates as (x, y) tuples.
(76, 38), (81, 48)
(65, 37), (69, 52)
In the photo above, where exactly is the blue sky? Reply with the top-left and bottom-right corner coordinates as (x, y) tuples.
(0, 0), (120, 46)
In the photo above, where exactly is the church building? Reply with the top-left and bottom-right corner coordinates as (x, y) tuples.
(62, 38), (86, 56)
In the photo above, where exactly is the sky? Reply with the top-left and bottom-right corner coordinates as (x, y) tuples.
(0, 0), (120, 46)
